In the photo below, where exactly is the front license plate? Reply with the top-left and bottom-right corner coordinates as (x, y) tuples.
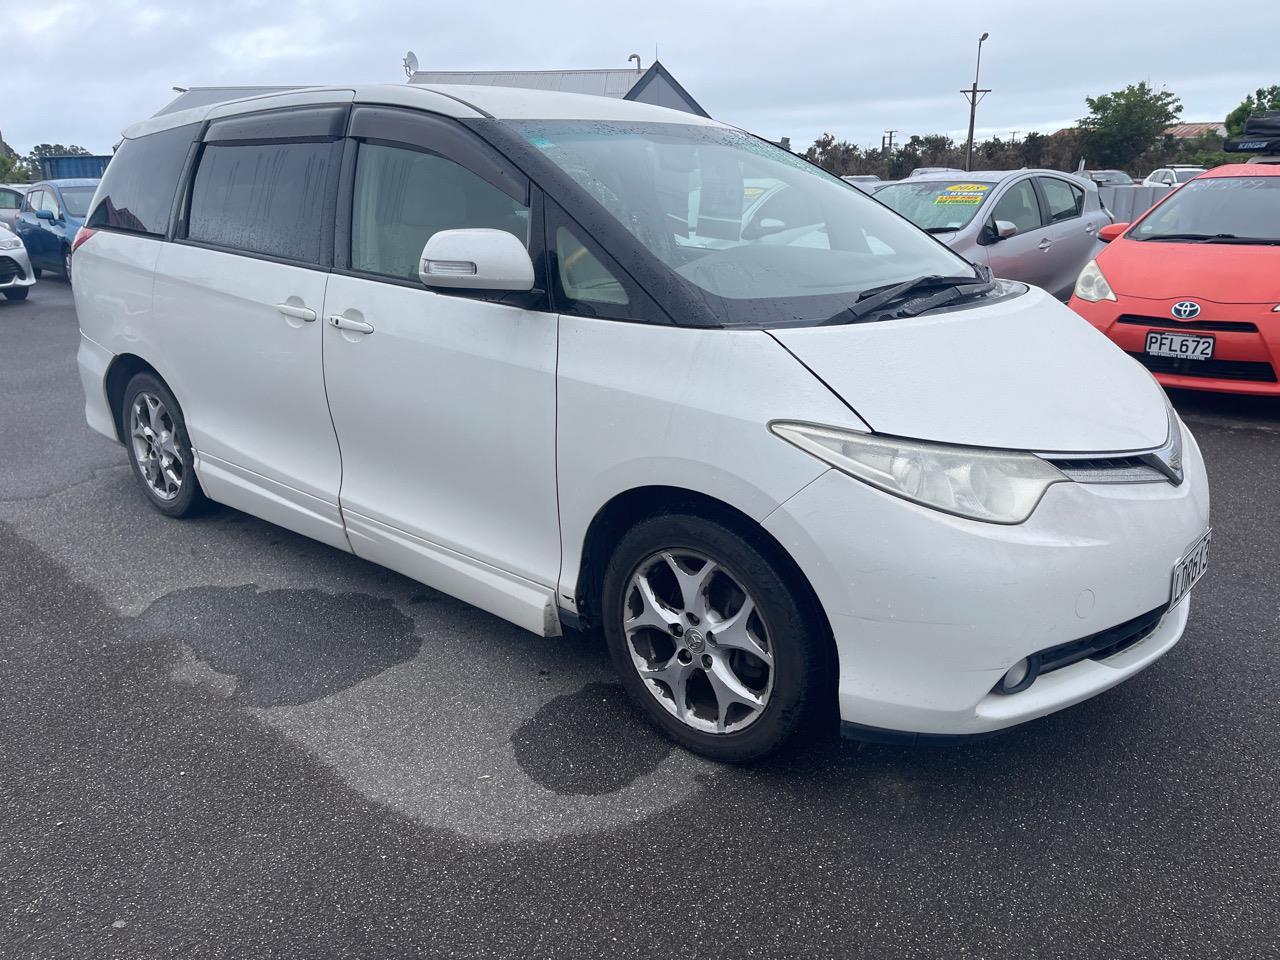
(1146, 331), (1214, 360)
(1171, 528), (1212, 607)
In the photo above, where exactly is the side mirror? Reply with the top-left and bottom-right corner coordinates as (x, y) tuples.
(35, 208), (55, 222)
(993, 219), (1018, 241)
(418, 228), (534, 292)
(1098, 222), (1128, 243)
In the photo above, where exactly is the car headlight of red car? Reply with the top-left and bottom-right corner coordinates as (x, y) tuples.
(1074, 259), (1117, 303)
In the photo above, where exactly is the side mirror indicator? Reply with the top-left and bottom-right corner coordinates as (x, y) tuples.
(419, 228), (535, 292)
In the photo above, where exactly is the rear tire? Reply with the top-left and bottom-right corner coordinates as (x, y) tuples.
(121, 372), (209, 518)
(62, 248), (72, 286)
(31, 267), (42, 279)
(601, 512), (830, 763)
(3, 287), (28, 301)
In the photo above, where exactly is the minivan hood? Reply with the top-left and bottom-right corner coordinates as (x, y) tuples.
(1101, 238), (1280, 304)
(771, 286), (1168, 453)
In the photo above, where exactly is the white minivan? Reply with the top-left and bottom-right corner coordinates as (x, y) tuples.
(74, 84), (1211, 761)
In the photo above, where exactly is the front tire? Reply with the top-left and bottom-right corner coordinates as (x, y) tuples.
(121, 373), (209, 518)
(3, 287), (28, 301)
(601, 512), (830, 763)
(62, 248), (72, 286)
(31, 267), (42, 279)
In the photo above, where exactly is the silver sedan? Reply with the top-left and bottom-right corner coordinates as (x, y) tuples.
(875, 170), (1111, 300)
(0, 223), (36, 301)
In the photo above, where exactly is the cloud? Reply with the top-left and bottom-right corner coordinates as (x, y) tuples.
(3, 0), (1278, 156)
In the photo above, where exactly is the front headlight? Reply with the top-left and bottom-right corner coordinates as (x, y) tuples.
(1073, 259), (1117, 302)
(771, 422), (1066, 524)
(0, 235), (22, 251)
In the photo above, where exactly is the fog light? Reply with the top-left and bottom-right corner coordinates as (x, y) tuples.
(994, 655), (1040, 695)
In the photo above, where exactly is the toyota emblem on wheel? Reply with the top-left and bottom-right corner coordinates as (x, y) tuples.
(1171, 301), (1201, 320)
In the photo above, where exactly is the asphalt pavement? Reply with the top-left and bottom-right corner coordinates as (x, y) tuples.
(2, 281), (1278, 959)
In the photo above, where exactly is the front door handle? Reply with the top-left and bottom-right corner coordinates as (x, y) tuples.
(276, 302), (317, 322)
(1038, 238), (1053, 250)
(328, 314), (374, 335)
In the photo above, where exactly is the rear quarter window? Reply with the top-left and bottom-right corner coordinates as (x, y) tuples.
(87, 123), (198, 236)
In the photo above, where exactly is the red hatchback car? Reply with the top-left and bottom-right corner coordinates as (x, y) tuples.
(1069, 164), (1280, 396)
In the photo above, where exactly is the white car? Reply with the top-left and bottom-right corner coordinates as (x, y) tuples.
(73, 85), (1211, 761)
(0, 222), (35, 301)
(1142, 166), (1205, 187)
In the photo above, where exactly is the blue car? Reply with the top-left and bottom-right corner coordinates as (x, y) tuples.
(14, 178), (99, 285)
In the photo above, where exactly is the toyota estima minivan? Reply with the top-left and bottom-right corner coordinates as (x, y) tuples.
(74, 84), (1211, 761)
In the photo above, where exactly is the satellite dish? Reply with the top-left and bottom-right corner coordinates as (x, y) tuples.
(403, 51), (419, 79)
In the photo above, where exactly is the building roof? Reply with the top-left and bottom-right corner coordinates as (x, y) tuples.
(409, 61), (709, 117)
(1165, 122), (1228, 139)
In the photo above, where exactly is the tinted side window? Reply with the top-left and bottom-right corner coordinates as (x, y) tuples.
(0, 189), (21, 210)
(23, 190), (42, 212)
(990, 180), (1043, 233)
(1040, 178), (1084, 223)
(40, 191), (60, 215)
(88, 123), (197, 236)
(187, 141), (334, 264)
(351, 142), (530, 281)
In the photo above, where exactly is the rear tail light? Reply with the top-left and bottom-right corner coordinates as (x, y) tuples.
(71, 226), (96, 252)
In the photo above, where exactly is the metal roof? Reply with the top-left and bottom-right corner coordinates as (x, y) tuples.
(156, 86), (305, 116)
(408, 68), (643, 99)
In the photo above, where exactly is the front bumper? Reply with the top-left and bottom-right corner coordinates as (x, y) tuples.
(762, 422), (1210, 736)
(0, 244), (36, 291)
(1071, 294), (1280, 396)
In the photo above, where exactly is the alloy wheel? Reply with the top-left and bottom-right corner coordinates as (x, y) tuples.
(623, 550), (774, 734)
(130, 392), (183, 500)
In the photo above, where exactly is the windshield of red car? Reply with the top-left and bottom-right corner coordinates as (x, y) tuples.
(1132, 177), (1280, 242)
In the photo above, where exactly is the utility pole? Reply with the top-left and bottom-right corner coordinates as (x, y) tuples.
(961, 32), (990, 172)
(883, 129), (897, 152)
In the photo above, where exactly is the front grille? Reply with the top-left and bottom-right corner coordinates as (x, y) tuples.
(1037, 605), (1169, 676)
(1117, 314), (1258, 333)
(1046, 456), (1166, 483)
(0, 256), (22, 285)
(1129, 352), (1278, 383)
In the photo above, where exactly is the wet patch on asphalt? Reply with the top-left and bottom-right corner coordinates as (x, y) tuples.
(136, 584), (419, 707)
(511, 681), (672, 795)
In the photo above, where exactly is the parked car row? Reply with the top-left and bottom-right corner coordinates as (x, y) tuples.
(71, 84), (1211, 761)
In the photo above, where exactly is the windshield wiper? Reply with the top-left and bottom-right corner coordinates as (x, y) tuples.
(821, 273), (995, 325)
(923, 226), (959, 234)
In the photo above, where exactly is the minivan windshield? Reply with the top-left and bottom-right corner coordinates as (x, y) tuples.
(875, 181), (994, 232)
(1132, 177), (1280, 243)
(511, 121), (974, 325)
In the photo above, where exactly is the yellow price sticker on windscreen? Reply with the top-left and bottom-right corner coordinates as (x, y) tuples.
(946, 183), (990, 192)
(935, 194), (984, 204)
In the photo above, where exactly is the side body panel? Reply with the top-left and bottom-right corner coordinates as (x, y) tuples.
(151, 243), (346, 549)
(554, 318), (869, 613)
(321, 276), (561, 634)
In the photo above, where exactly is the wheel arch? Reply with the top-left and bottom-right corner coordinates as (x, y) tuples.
(570, 485), (833, 650)
(104, 353), (166, 443)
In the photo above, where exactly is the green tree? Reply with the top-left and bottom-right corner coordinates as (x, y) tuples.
(27, 143), (92, 158)
(1226, 85), (1280, 136)
(1079, 82), (1182, 170)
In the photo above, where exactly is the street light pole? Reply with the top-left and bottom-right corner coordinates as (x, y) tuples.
(962, 32), (991, 172)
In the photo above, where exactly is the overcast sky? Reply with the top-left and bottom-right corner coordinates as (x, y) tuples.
(7, 0), (1278, 155)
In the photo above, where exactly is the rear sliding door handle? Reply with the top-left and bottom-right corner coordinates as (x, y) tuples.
(328, 314), (374, 335)
(276, 302), (317, 322)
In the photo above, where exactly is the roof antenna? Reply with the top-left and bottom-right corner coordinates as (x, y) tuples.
(628, 53), (641, 72)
